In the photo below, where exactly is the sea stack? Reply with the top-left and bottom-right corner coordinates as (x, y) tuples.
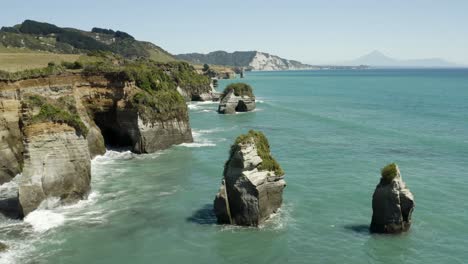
(218, 83), (256, 114)
(213, 130), (286, 226)
(370, 163), (415, 233)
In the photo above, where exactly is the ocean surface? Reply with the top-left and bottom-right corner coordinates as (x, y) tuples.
(1, 69), (468, 263)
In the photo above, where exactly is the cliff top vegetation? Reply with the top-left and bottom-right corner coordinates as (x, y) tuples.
(222, 82), (254, 99)
(381, 163), (399, 182)
(229, 130), (284, 176)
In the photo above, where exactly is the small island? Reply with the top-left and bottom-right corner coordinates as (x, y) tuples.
(218, 83), (256, 114)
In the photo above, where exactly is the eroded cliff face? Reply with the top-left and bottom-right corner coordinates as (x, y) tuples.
(0, 98), (23, 185)
(0, 73), (194, 215)
(19, 122), (91, 216)
(176, 84), (217, 102)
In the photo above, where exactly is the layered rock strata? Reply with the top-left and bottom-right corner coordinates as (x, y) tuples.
(0, 73), (193, 215)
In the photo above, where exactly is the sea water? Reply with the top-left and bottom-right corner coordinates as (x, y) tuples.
(1, 69), (468, 263)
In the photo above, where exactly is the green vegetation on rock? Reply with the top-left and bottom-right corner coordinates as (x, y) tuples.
(61, 60), (83, 70)
(230, 130), (284, 176)
(222, 83), (254, 98)
(132, 89), (187, 122)
(0, 20), (175, 61)
(2, 51), (208, 125)
(0, 63), (65, 81)
(24, 94), (88, 136)
(381, 163), (399, 181)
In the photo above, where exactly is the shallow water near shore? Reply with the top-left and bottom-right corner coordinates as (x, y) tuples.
(1, 69), (468, 263)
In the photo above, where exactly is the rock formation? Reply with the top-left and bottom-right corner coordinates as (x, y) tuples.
(370, 163), (415, 233)
(0, 99), (23, 185)
(0, 72), (194, 216)
(176, 82), (219, 102)
(213, 130), (286, 226)
(19, 122), (91, 216)
(0, 241), (7, 252)
(218, 83), (256, 114)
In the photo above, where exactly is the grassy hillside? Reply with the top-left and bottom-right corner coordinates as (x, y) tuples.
(0, 48), (79, 71)
(0, 20), (176, 62)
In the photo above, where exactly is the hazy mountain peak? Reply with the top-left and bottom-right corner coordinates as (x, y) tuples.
(348, 50), (457, 67)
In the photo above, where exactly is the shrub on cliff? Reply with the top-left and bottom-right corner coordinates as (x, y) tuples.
(381, 163), (398, 181)
(145, 61), (211, 91)
(0, 64), (65, 81)
(132, 90), (187, 122)
(121, 62), (176, 92)
(229, 130), (284, 176)
(61, 61), (83, 70)
(24, 94), (88, 136)
(91, 27), (115, 35)
(19, 20), (64, 35)
(56, 30), (110, 52)
(222, 83), (254, 98)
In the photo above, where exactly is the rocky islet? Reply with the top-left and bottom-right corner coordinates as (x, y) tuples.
(214, 130), (286, 226)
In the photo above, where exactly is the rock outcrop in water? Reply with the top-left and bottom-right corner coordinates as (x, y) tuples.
(19, 123), (91, 216)
(213, 130), (286, 226)
(370, 163), (415, 233)
(218, 83), (255, 114)
(0, 241), (7, 252)
(0, 71), (195, 216)
(177, 84), (218, 102)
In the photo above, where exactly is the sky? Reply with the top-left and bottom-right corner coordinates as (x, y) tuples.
(1, 0), (468, 65)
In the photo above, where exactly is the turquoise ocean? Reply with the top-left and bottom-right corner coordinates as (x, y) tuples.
(1, 69), (468, 263)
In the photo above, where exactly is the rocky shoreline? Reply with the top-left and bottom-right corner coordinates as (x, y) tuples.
(0, 70), (212, 216)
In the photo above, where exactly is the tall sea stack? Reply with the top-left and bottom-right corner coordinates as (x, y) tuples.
(213, 130), (286, 226)
(370, 163), (415, 233)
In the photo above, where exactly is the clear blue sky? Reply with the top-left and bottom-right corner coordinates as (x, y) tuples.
(1, 0), (467, 64)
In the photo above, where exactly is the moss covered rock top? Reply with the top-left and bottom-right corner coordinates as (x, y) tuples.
(230, 130), (284, 176)
(222, 83), (254, 99)
(23, 94), (88, 136)
(381, 163), (399, 181)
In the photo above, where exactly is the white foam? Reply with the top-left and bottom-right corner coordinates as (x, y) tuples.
(190, 101), (218, 105)
(60, 191), (99, 210)
(178, 142), (216, 148)
(187, 101), (218, 113)
(24, 210), (65, 233)
(92, 150), (135, 163)
(187, 104), (200, 110)
(196, 128), (226, 134)
(0, 174), (21, 199)
(22, 197), (64, 233)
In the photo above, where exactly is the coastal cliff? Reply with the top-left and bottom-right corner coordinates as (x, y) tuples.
(0, 63), (200, 215)
(176, 51), (312, 71)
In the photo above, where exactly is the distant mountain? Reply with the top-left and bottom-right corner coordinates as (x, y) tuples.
(346, 50), (458, 67)
(176, 51), (312, 71)
(0, 20), (175, 62)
